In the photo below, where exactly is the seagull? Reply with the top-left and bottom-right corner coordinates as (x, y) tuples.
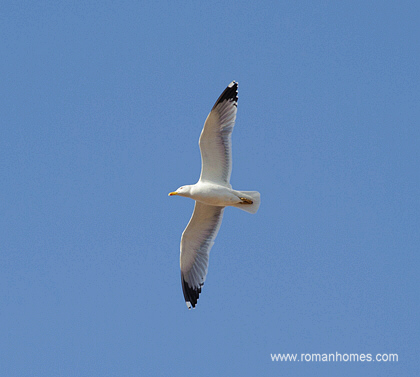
(169, 81), (260, 309)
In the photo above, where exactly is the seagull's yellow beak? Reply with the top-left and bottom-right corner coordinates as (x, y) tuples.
(168, 192), (177, 196)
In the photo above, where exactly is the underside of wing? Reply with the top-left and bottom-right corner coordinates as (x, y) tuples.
(180, 201), (224, 309)
(199, 81), (238, 186)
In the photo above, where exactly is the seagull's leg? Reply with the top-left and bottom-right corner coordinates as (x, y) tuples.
(239, 197), (253, 204)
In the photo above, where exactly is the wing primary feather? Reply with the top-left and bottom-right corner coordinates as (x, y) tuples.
(181, 273), (201, 309)
(212, 81), (238, 110)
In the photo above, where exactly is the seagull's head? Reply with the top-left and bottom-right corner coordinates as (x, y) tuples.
(168, 185), (192, 198)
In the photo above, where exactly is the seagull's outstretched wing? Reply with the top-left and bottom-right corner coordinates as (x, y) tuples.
(180, 202), (224, 309)
(199, 81), (238, 187)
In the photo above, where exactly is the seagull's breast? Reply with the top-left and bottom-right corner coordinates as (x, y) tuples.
(190, 182), (239, 206)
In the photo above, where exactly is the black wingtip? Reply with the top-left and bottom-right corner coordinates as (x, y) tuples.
(181, 275), (202, 309)
(212, 81), (238, 110)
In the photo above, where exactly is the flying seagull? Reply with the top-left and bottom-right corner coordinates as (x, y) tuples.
(169, 81), (260, 309)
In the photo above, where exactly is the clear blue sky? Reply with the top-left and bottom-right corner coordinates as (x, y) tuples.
(1, 1), (419, 376)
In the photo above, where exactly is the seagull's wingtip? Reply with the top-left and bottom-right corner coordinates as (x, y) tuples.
(212, 81), (238, 110)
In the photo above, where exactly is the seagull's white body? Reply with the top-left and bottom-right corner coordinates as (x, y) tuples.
(169, 81), (260, 309)
(175, 182), (254, 207)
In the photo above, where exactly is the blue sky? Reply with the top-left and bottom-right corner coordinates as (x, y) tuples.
(1, 1), (419, 376)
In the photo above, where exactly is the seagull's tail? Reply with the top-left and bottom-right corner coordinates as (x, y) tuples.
(232, 191), (261, 214)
